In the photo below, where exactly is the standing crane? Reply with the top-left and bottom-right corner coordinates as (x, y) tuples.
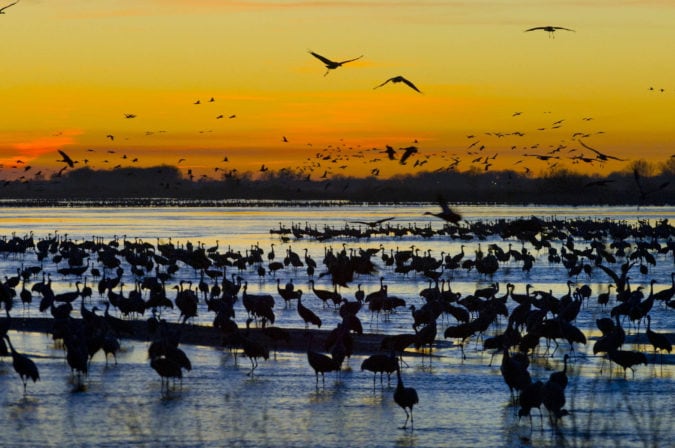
(4, 334), (40, 394)
(394, 363), (419, 430)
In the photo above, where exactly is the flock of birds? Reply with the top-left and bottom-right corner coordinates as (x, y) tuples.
(0, 208), (673, 430)
(5, 1), (665, 185)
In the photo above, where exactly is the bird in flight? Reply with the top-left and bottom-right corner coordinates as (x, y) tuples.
(634, 169), (669, 203)
(425, 195), (462, 223)
(578, 140), (625, 162)
(399, 146), (418, 165)
(525, 26), (575, 38)
(124, 113), (136, 119)
(348, 217), (395, 228)
(308, 51), (363, 76)
(384, 145), (397, 161)
(374, 76), (422, 93)
(57, 150), (76, 168)
(0, 1), (19, 14)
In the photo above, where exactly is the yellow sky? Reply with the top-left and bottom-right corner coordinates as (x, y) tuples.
(1, 0), (674, 181)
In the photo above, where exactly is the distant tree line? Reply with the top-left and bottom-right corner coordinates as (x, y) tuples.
(0, 161), (672, 205)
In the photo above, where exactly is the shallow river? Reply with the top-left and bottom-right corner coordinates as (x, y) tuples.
(0, 203), (673, 447)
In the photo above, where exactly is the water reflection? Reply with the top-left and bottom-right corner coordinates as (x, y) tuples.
(0, 204), (673, 447)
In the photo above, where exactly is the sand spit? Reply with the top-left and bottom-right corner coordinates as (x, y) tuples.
(8, 317), (396, 356)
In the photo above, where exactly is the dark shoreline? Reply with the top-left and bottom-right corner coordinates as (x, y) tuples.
(8, 317), (393, 356)
(1, 165), (673, 205)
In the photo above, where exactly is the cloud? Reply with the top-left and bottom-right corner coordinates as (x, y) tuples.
(1, 130), (83, 166)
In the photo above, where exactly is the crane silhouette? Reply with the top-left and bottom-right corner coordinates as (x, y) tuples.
(297, 294), (321, 329)
(394, 363), (419, 429)
(308, 50), (363, 76)
(348, 217), (395, 228)
(399, 146), (418, 165)
(361, 353), (398, 388)
(518, 380), (544, 429)
(525, 26), (575, 38)
(578, 140), (625, 162)
(4, 334), (40, 394)
(646, 314), (672, 373)
(150, 356), (183, 394)
(424, 195), (462, 223)
(306, 336), (337, 387)
(57, 149), (76, 168)
(633, 169), (670, 203)
(0, 1), (19, 14)
(374, 76), (422, 93)
(542, 379), (569, 423)
(548, 354), (569, 390)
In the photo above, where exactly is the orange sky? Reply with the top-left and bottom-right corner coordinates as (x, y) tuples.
(1, 1), (674, 182)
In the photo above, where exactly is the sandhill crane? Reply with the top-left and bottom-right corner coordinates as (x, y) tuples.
(4, 334), (40, 394)
(608, 349), (648, 379)
(297, 293), (321, 329)
(309, 280), (341, 308)
(500, 348), (531, 405)
(646, 315), (672, 373)
(394, 363), (419, 429)
(276, 278), (300, 307)
(399, 146), (418, 165)
(518, 380), (544, 429)
(361, 353), (398, 388)
(578, 140), (625, 162)
(524, 26), (575, 38)
(542, 380), (569, 424)
(549, 354), (569, 390)
(57, 149), (76, 168)
(306, 336), (337, 387)
(424, 195), (462, 223)
(374, 75), (422, 93)
(633, 169), (670, 203)
(151, 356), (183, 394)
(308, 50), (363, 76)
(348, 217), (395, 228)
(653, 273), (674, 305)
(238, 319), (270, 376)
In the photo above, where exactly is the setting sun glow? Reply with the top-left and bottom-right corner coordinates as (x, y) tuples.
(1, 1), (674, 181)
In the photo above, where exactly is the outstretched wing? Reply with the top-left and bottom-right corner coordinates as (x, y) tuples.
(308, 51), (335, 66)
(57, 149), (74, 167)
(375, 217), (395, 225)
(338, 55), (363, 65)
(578, 140), (625, 161)
(597, 264), (620, 289)
(525, 27), (546, 32)
(553, 27), (575, 32)
(437, 194), (452, 214)
(0, 1), (19, 13)
(633, 169), (645, 196)
(399, 77), (422, 93)
(374, 78), (393, 89)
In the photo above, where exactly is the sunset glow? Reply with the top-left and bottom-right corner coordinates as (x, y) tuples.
(1, 1), (674, 181)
